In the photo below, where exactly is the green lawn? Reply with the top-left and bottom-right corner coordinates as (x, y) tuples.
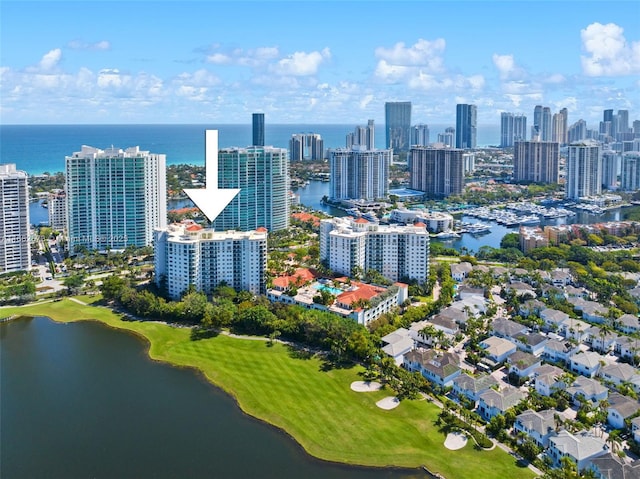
(1, 298), (536, 479)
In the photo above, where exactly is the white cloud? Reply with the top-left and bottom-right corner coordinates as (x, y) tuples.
(39, 49), (62, 71)
(374, 38), (483, 95)
(176, 85), (209, 101)
(176, 69), (220, 87)
(206, 46), (280, 66)
(492, 53), (527, 80)
(581, 22), (640, 76)
(467, 75), (485, 90)
(554, 97), (578, 112)
(97, 69), (126, 88)
(407, 72), (485, 92)
(505, 93), (543, 108)
(272, 48), (330, 76)
(359, 94), (374, 109)
(68, 40), (111, 51)
(374, 60), (411, 83)
(207, 53), (232, 64)
(544, 74), (566, 84)
(375, 38), (446, 71)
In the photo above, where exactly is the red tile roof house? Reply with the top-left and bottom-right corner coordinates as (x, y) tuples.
(267, 277), (408, 326)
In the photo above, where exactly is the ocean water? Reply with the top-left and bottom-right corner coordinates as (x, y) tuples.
(1, 124), (501, 175)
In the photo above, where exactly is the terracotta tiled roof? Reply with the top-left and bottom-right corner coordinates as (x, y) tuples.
(336, 282), (384, 307)
(272, 268), (316, 289)
(291, 212), (321, 226)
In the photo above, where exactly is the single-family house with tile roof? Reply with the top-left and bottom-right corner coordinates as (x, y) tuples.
(458, 285), (485, 300)
(551, 269), (573, 287)
(449, 296), (487, 317)
(617, 314), (639, 335)
(519, 299), (546, 317)
(570, 351), (605, 378)
(567, 297), (589, 310)
(547, 430), (608, 471)
(606, 392), (640, 429)
(507, 350), (543, 379)
(599, 363), (640, 394)
(588, 327), (619, 354)
(589, 453), (640, 479)
(480, 336), (518, 364)
(563, 319), (591, 343)
(544, 339), (581, 365)
(514, 332), (548, 356)
(565, 285), (588, 299)
(478, 386), (525, 421)
(541, 284), (563, 300)
(438, 306), (469, 327)
(534, 364), (566, 396)
(514, 409), (558, 447)
(581, 302), (609, 324)
(403, 348), (462, 388)
(540, 308), (570, 332)
(452, 373), (500, 404)
(429, 314), (459, 336)
(566, 376), (609, 405)
(491, 317), (528, 340)
(450, 262), (473, 282)
(408, 320), (432, 347)
(614, 336), (639, 363)
(506, 281), (537, 298)
(381, 328), (415, 366)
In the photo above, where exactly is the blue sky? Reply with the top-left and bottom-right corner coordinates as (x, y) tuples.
(1, 1), (639, 127)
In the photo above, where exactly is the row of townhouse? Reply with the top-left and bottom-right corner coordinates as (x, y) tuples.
(478, 316), (640, 396)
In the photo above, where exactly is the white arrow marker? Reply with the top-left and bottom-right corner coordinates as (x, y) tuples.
(184, 130), (240, 223)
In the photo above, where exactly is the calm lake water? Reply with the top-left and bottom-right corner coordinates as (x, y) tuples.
(0, 316), (422, 479)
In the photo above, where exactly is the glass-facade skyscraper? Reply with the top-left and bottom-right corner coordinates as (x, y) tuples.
(328, 147), (391, 201)
(252, 113), (265, 146)
(0, 163), (31, 273)
(385, 102), (412, 152)
(565, 140), (602, 200)
(409, 147), (464, 198)
(213, 146), (289, 232)
(289, 133), (324, 161)
(500, 113), (514, 148)
(513, 141), (559, 184)
(65, 145), (167, 255)
(455, 104), (477, 149)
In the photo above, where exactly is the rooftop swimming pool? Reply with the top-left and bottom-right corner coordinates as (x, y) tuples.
(313, 283), (343, 295)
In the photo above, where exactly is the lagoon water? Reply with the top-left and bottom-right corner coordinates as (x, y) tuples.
(0, 317), (421, 479)
(292, 181), (626, 252)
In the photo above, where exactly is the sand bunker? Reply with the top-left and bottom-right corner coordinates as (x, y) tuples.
(350, 381), (382, 392)
(376, 396), (400, 410)
(444, 431), (468, 450)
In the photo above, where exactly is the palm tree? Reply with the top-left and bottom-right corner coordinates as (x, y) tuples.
(598, 321), (614, 354)
(606, 429), (622, 454)
(419, 324), (438, 347)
